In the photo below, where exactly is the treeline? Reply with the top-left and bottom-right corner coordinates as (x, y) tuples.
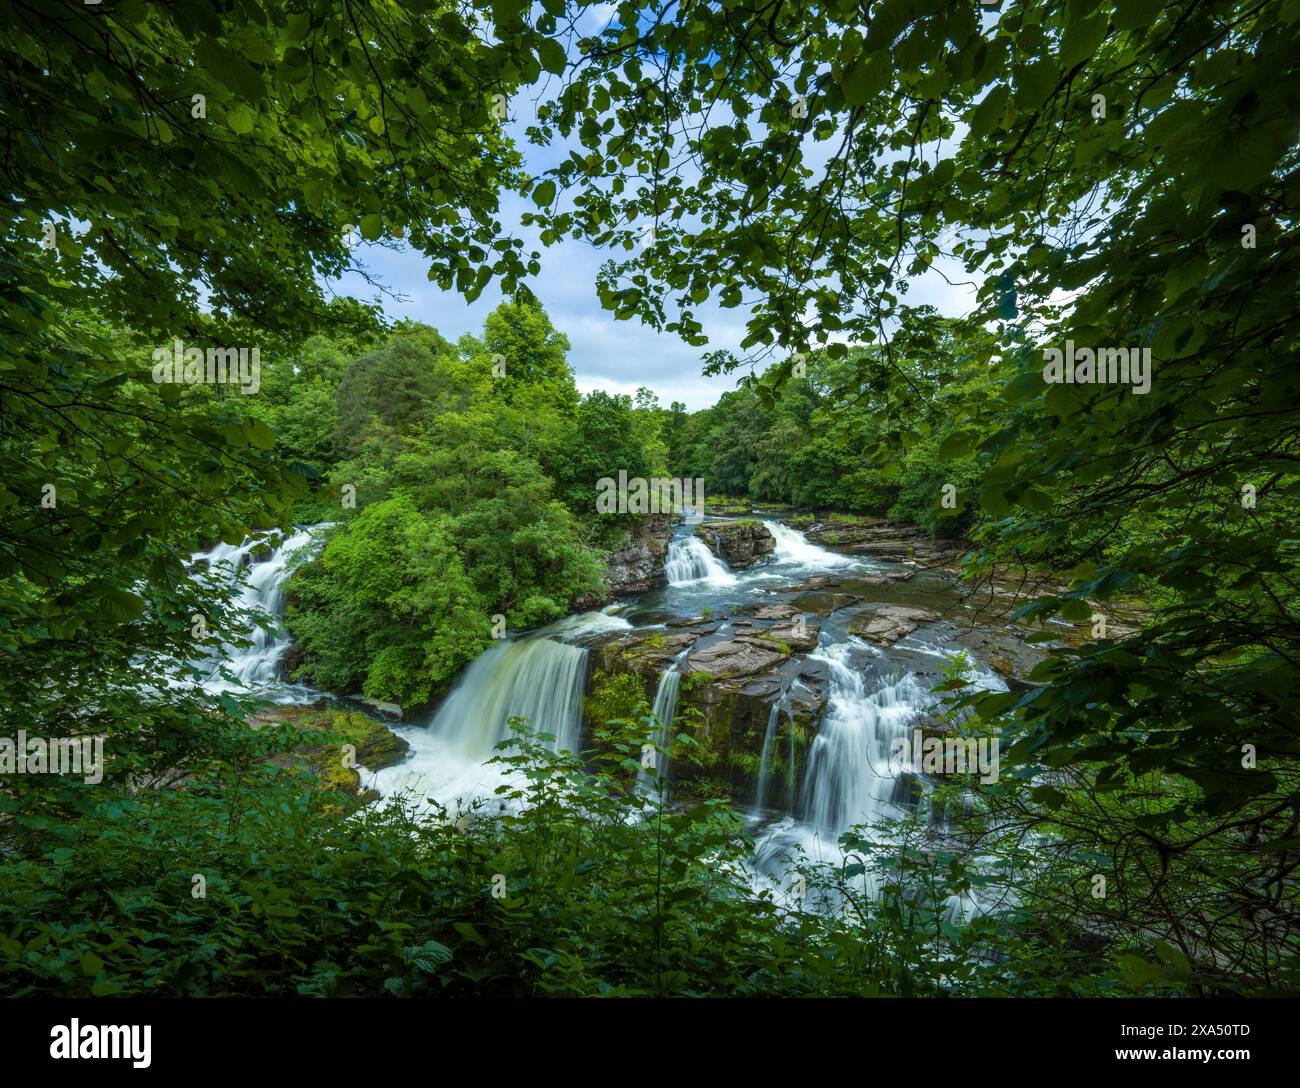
(666, 309), (988, 535)
(257, 295), (676, 706)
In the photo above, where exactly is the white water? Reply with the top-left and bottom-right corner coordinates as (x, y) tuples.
(637, 651), (687, 796)
(762, 519), (862, 569)
(753, 703), (785, 813)
(798, 643), (927, 836)
(374, 633), (589, 809)
(664, 535), (736, 586)
(192, 527), (322, 704)
(543, 606), (633, 642)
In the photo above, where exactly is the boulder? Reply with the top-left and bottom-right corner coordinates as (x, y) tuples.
(792, 591), (865, 618)
(587, 628), (829, 807)
(804, 517), (964, 568)
(693, 519), (776, 569)
(850, 605), (940, 646)
(686, 636), (789, 679)
(249, 704), (411, 805)
(603, 515), (673, 595)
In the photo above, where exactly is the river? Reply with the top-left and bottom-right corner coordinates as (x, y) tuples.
(196, 514), (1012, 913)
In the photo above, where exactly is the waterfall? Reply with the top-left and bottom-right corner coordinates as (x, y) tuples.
(664, 535), (736, 586)
(423, 636), (588, 762)
(761, 520), (860, 569)
(637, 653), (686, 795)
(193, 526), (321, 703)
(753, 702), (783, 813)
(797, 641), (928, 837)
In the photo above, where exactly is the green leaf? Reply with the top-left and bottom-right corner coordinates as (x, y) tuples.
(538, 37), (567, 76)
(532, 180), (556, 207)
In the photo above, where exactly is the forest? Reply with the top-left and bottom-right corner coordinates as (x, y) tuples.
(1, 0), (1297, 1012)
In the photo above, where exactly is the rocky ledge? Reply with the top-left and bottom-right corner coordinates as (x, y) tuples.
(248, 704), (410, 805)
(693, 519), (776, 569)
(850, 605), (942, 646)
(589, 610), (829, 804)
(602, 514), (673, 596)
(788, 515), (964, 569)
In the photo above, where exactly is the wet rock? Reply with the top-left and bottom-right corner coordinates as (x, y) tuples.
(950, 627), (1046, 689)
(772, 575), (843, 592)
(358, 696), (403, 721)
(791, 591), (865, 618)
(604, 515), (673, 596)
(686, 636), (789, 679)
(804, 517), (964, 568)
(735, 603), (820, 651)
(666, 614), (724, 631)
(693, 519), (776, 569)
(850, 605), (941, 646)
(588, 628), (829, 807)
(764, 618), (820, 652)
(750, 603), (800, 621)
(672, 653), (828, 806)
(249, 705), (410, 804)
(280, 642), (305, 679)
(590, 630), (696, 678)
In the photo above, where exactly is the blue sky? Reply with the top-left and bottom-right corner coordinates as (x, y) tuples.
(327, 192), (977, 413)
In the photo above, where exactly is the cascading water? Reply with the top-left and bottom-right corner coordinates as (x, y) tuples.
(374, 630), (591, 808)
(664, 535), (736, 586)
(798, 642), (927, 837)
(762, 519), (861, 569)
(427, 636), (588, 761)
(753, 702), (785, 814)
(637, 650), (687, 795)
(192, 526), (322, 704)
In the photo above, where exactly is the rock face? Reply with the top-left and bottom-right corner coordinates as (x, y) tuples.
(693, 520), (776, 569)
(588, 621), (828, 804)
(949, 627), (1045, 690)
(249, 704), (410, 804)
(686, 636), (788, 679)
(850, 605), (941, 646)
(603, 515), (673, 595)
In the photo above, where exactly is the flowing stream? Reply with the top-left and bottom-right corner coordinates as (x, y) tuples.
(664, 535), (736, 586)
(203, 515), (1011, 905)
(190, 526), (324, 704)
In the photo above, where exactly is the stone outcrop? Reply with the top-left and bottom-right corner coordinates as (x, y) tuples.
(801, 517), (964, 568)
(693, 520), (776, 569)
(850, 605), (941, 646)
(248, 703), (410, 804)
(588, 623), (828, 805)
(949, 627), (1046, 690)
(603, 515), (673, 595)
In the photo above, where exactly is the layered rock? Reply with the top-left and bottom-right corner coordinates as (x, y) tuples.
(602, 515), (673, 595)
(248, 703), (410, 804)
(849, 604), (941, 646)
(693, 519), (776, 569)
(802, 517), (964, 568)
(588, 620), (828, 804)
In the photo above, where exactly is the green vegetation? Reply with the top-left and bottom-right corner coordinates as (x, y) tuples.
(282, 301), (640, 705)
(2, 0), (1296, 999)
(669, 313), (986, 535)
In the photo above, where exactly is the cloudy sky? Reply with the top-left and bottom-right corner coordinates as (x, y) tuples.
(326, 8), (978, 411)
